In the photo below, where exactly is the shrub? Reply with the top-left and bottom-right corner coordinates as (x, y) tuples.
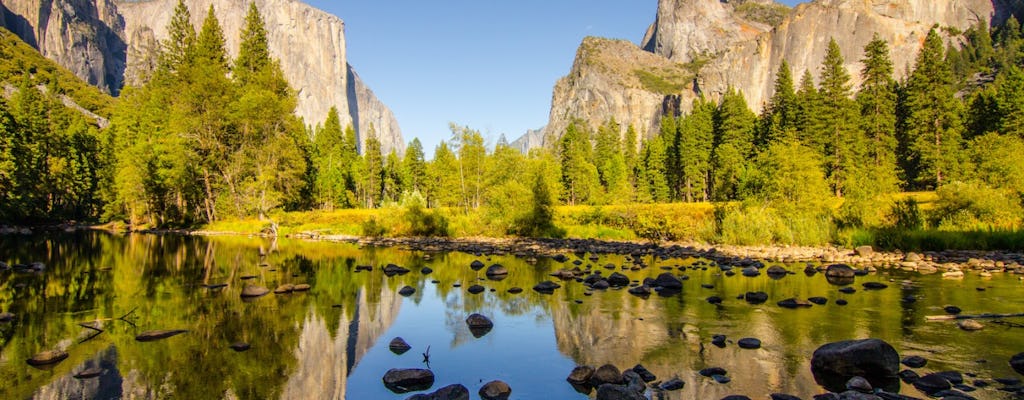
(361, 218), (387, 237)
(928, 181), (1022, 230)
(887, 198), (924, 230)
(400, 191), (450, 237)
(511, 174), (565, 238)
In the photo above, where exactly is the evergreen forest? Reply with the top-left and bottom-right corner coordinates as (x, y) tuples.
(2, 1), (1024, 249)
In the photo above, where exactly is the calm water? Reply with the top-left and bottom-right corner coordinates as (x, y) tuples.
(0, 232), (1022, 399)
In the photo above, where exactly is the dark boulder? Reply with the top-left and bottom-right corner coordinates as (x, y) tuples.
(466, 313), (493, 329)
(862, 282), (888, 290)
(711, 334), (727, 347)
(470, 260), (486, 270)
(826, 264), (856, 278)
(420, 267), (433, 275)
(632, 364), (657, 382)
(467, 285), (486, 294)
(507, 287), (523, 294)
(767, 266), (788, 276)
(745, 291), (769, 304)
(838, 287), (856, 294)
(389, 337), (412, 354)
(771, 394), (803, 400)
(742, 267), (761, 277)
(479, 380), (511, 400)
(591, 280), (611, 290)
(778, 298), (812, 309)
(721, 396), (752, 400)
(486, 264), (508, 278)
(590, 364), (623, 386)
(659, 378), (685, 391)
(934, 371), (963, 384)
(707, 296), (724, 305)
(135, 329), (188, 342)
(26, 350), (68, 366)
(383, 264), (410, 276)
(809, 297), (828, 305)
(912, 373), (952, 395)
(382, 368), (435, 394)
(901, 356), (927, 368)
(607, 272), (630, 287)
(399, 286), (416, 297)
(701, 367), (728, 377)
(811, 339), (900, 393)
(406, 383), (468, 400)
(1012, 352), (1024, 375)
(898, 369), (920, 383)
(944, 306), (963, 315)
(533, 281), (561, 293)
(229, 342), (251, 352)
(738, 338), (761, 349)
(567, 365), (595, 384)
(627, 286), (651, 297)
(652, 272), (683, 289)
(74, 367), (104, 379)
(596, 384), (645, 400)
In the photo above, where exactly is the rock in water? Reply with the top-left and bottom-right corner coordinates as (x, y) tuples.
(479, 380), (512, 400)
(659, 377), (685, 390)
(229, 342), (251, 352)
(846, 376), (873, 393)
(913, 373), (952, 395)
(486, 264), (508, 277)
(825, 264), (856, 278)
(240, 285), (270, 298)
(26, 350), (69, 366)
(632, 364), (657, 382)
(467, 285), (486, 294)
(470, 260), (486, 270)
(957, 319), (984, 331)
(74, 367), (104, 379)
(738, 338), (761, 349)
(382, 368), (435, 394)
(652, 272), (683, 289)
(590, 364), (623, 386)
(0, 312), (14, 322)
(398, 286), (416, 296)
(466, 313), (493, 327)
(274, 284), (295, 294)
(744, 291), (768, 304)
(778, 298), (812, 309)
(607, 272), (631, 287)
(596, 384), (646, 400)
(389, 337), (412, 354)
(533, 281), (561, 293)
(135, 329), (188, 342)
(862, 282), (888, 290)
(811, 339), (900, 393)
(901, 356), (927, 368)
(567, 365), (595, 384)
(292, 283), (311, 292)
(407, 384), (469, 400)
(1012, 353), (1024, 375)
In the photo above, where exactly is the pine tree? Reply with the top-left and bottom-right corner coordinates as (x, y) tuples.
(759, 60), (798, 147)
(679, 98), (715, 201)
(313, 107), (347, 209)
(161, 0), (196, 72)
(559, 121), (599, 205)
(794, 69), (822, 143)
(817, 38), (862, 197)
(402, 138), (427, 194)
(858, 34), (898, 170)
(623, 124), (639, 197)
(711, 88), (756, 200)
(235, 3), (270, 85)
(0, 97), (18, 219)
(996, 65), (1024, 138)
(595, 118), (629, 203)
(903, 28), (964, 189)
(361, 131), (384, 208)
(383, 150), (403, 202)
(639, 136), (670, 203)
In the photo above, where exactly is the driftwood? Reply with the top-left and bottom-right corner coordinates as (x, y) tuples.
(925, 312), (1024, 321)
(74, 307), (139, 343)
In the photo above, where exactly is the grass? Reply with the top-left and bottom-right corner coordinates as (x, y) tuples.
(197, 195), (1024, 251)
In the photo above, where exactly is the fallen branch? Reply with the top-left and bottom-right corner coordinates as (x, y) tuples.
(925, 312), (1024, 321)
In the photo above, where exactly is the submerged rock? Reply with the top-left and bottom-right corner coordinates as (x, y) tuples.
(240, 285), (270, 298)
(26, 350), (68, 366)
(567, 365), (595, 384)
(467, 285), (486, 294)
(652, 272), (683, 289)
(407, 384), (469, 400)
(274, 284), (295, 294)
(738, 338), (762, 349)
(958, 319), (984, 331)
(744, 291), (769, 304)
(382, 368), (435, 394)
(389, 337), (412, 354)
(632, 364), (657, 382)
(135, 329), (188, 342)
(913, 373), (952, 395)
(660, 377), (685, 390)
(399, 286), (416, 296)
(811, 339), (900, 393)
(486, 264), (509, 277)
(901, 356), (927, 368)
(383, 264), (410, 276)
(479, 380), (512, 400)
(533, 281), (561, 293)
(1012, 352), (1024, 375)
(596, 383), (645, 400)
(778, 298), (812, 309)
(590, 364), (623, 386)
(229, 342), (251, 352)
(862, 282), (888, 290)
(74, 367), (104, 379)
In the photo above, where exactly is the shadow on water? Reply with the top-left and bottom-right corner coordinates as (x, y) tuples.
(0, 232), (1022, 399)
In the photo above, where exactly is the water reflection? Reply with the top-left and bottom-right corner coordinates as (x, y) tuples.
(0, 233), (1022, 399)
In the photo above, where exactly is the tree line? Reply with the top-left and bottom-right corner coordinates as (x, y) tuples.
(2, 4), (1023, 235)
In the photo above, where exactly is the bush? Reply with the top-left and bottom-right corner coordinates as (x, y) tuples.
(928, 181), (1022, 230)
(361, 218), (387, 237)
(887, 198), (924, 230)
(511, 174), (565, 238)
(400, 191), (450, 237)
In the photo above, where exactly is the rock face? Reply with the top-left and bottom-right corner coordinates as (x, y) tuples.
(541, 0), (1015, 149)
(0, 0), (404, 154)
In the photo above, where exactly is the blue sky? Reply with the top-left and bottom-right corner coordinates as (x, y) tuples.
(306, 1), (807, 152)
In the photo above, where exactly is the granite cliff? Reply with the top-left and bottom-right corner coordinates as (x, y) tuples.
(538, 0), (1017, 149)
(0, 0), (404, 154)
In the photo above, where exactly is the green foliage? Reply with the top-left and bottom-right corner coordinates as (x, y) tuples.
(360, 217), (388, 237)
(558, 120), (600, 205)
(511, 173), (565, 238)
(858, 34), (898, 171)
(759, 60), (798, 147)
(929, 181), (1022, 230)
(400, 192), (450, 237)
(633, 69), (689, 94)
(733, 1), (791, 27)
(887, 198), (924, 230)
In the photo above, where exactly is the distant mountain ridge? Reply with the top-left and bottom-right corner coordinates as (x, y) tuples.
(536, 0), (1021, 150)
(0, 0), (404, 154)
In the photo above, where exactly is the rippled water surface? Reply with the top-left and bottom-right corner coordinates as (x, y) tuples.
(0, 232), (1022, 399)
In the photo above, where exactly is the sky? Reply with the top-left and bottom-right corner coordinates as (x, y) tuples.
(306, 1), (807, 152)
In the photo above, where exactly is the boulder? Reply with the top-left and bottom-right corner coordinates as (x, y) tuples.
(486, 264), (509, 278)
(855, 246), (874, 257)
(627, 286), (651, 297)
(479, 380), (511, 400)
(659, 377), (685, 390)
(383, 264), (410, 276)
(240, 285), (270, 298)
(742, 267), (761, 277)
(744, 291), (769, 304)
(767, 266), (788, 276)
(73, 367), (104, 379)
(862, 282), (888, 290)
(26, 350), (69, 366)
(567, 365), (595, 384)
(901, 356), (927, 368)
(596, 384), (646, 400)
(533, 281), (561, 293)
(467, 285), (486, 294)
(912, 373), (952, 395)
(652, 272), (683, 289)
(700, 367), (728, 377)
(470, 260), (486, 270)
(607, 272), (630, 287)
(944, 306), (963, 315)
(846, 376), (873, 393)
(738, 338), (761, 349)
(811, 339), (900, 393)
(808, 297), (828, 305)
(825, 264), (856, 278)
(466, 313), (493, 329)
(632, 364), (657, 382)
(1011, 352), (1024, 375)
(778, 298), (812, 309)
(229, 342), (251, 352)
(389, 337), (412, 354)
(770, 394), (803, 400)
(957, 319), (984, 331)
(406, 383), (468, 400)
(382, 368), (435, 394)
(135, 329), (188, 342)
(507, 287), (523, 294)
(398, 286), (416, 296)
(590, 364), (623, 386)
(274, 284), (295, 294)
(292, 283), (311, 292)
